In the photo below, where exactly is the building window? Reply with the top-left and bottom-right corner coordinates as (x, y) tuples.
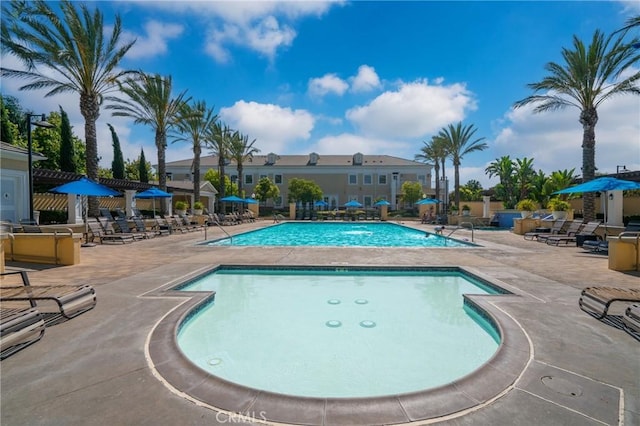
(274, 196), (282, 206)
(418, 174), (426, 185)
(364, 195), (372, 207)
(348, 174), (357, 185)
(259, 174), (267, 180)
(378, 174), (387, 185)
(363, 174), (372, 185)
(166, 172), (173, 181)
(230, 174), (238, 183)
(244, 174), (253, 185)
(274, 174), (283, 184)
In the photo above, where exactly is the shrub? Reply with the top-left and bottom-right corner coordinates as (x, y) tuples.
(193, 201), (204, 210)
(462, 204), (471, 211)
(516, 199), (537, 211)
(547, 199), (570, 211)
(174, 201), (188, 211)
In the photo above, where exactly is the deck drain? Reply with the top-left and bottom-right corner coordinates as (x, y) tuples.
(541, 376), (583, 397)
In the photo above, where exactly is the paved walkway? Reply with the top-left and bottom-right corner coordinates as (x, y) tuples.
(1, 221), (638, 425)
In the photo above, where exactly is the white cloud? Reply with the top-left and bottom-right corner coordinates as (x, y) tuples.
(309, 133), (413, 156)
(219, 101), (315, 154)
(346, 79), (477, 138)
(308, 74), (349, 97)
(136, 1), (343, 63)
(350, 65), (381, 93)
(121, 20), (184, 60)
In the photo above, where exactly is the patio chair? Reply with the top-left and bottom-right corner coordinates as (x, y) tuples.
(622, 304), (640, 341)
(155, 217), (173, 234)
(523, 219), (566, 241)
(134, 217), (167, 236)
(537, 220), (583, 243)
(114, 217), (152, 239)
(87, 218), (134, 244)
(99, 208), (115, 221)
(545, 221), (601, 246)
(97, 217), (137, 243)
(579, 286), (640, 320)
(583, 221), (640, 253)
(0, 271), (97, 323)
(1, 307), (45, 360)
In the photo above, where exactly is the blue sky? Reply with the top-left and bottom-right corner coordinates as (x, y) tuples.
(3, 1), (639, 188)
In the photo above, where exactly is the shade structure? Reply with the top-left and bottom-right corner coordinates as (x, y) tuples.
(244, 198), (258, 204)
(135, 187), (172, 217)
(373, 200), (390, 206)
(415, 198), (441, 205)
(50, 176), (119, 197)
(220, 195), (245, 203)
(314, 200), (328, 207)
(554, 177), (640, 194)
(344, 200), (363, 208)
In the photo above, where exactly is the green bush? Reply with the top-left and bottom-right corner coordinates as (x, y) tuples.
(174, 201), (188, 211)
(547, 199), (570, 211)
(516, 199), (537, 211)
(38, 210), (68, 224)
(193, 201), (204, 210)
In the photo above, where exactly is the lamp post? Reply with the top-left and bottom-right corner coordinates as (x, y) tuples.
(26, 113), (54, 223)
(616, 165), (627, 177)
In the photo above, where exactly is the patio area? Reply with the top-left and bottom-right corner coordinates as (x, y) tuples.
(1, 220), (638, 425)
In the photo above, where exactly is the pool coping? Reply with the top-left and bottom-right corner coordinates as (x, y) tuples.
(146, 265), (531, 425)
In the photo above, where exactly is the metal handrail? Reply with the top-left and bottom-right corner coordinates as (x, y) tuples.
(204, 216), (232, 244)
(447, 222), (475, 242)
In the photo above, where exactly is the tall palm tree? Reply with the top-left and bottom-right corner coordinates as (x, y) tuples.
(514, 157), (536, 201)
(228, 131), (260, 201)
(106, 73), (188, 214)
(485, 156), (517, 209)
(1, 0), (135, 216)
(415, 136), (446, 214)
(172, 100), (218, 203)
(437, 122), (487, 210)
(207, 121), (233, 210)
(514, 30), (640, 221)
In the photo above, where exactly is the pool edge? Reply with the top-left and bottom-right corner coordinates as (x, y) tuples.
(146, 265), (531, 425)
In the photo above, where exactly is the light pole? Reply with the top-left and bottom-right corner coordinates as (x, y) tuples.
(26, 113), (54, 223)
(616, 165), (627, 177)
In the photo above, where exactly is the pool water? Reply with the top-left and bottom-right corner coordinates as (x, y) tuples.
(205, 222), (474, 247)
(177, 267), (501, 398)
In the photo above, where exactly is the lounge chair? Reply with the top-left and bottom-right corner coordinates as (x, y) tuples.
(546, 221), (600, 246)
(537, 220), (583, 243)
(622, 304), (640, 341)
(1, 307), (46, 360)
(134, 217), (168, 236)
(99, 208), (115, 221)
(87, 219), (134, 244)
(155, 217), (173, 234)
(114, 217), (153, 239)
(523, 219), (566, 241)
(579, 286), (640, 319)
(0, 271), (96, 323)
(583, 221), (640, 253)
(96, 218), (136, 243)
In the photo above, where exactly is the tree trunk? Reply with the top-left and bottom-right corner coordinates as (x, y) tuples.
(193, 144), (201, 202)
(580, 108), (598, 222)
(80, 92), (101, 218)
(156, 130), (167, 214)
(237, 163), (244, 213)
(219, 156), (226, 212)
(454, 163), (460, 210)
(434, 163), (440, 214)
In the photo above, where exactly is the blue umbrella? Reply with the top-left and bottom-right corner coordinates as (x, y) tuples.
(344, 200), (363, 208)
(373, 200), (390, 206)
(135, 187), (172, 216)
(415, 198), (441, 205)
(50, 176), (119, 197)
(314, 200), (328, 207)
(220, 195), (245, 203)
(244, 198), (258, 204)
(554, 177), (640, 194)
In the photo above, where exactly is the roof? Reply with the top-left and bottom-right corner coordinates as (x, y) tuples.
(0, 141), (47, 160)
(164, 153), (427, 168)
(166, 180), (218, 194)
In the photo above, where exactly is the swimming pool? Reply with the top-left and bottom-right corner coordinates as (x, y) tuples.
(176, 266), (503, 398)
(205, 222), (475, 247)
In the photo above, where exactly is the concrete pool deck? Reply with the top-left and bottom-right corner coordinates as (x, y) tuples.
(1, 220), (638, 425)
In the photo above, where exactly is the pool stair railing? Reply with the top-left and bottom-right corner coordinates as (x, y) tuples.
(447, 222), (475, 242)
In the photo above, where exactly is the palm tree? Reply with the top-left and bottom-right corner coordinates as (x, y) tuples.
(106, 73), (188, 214)
(514, 157), (536, 202)
(485, 156), (517, 209)
(1, 0), (135, 216)
(172, 100), (218, 203)
(207, 121), (233, 210)
(415, 136), (447, 214)
(514, 30), (640, 221)
(437, 122), (487, 210)
(228, 131), (260, 202)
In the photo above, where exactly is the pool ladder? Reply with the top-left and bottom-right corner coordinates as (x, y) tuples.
(204, 218), (233, 244)
(447, 222), (474, 242)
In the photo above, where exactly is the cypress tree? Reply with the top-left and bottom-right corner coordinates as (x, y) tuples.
(59, 106), (76, 172)
(108, 123), (125, 179)
(139, 148), (149, 183)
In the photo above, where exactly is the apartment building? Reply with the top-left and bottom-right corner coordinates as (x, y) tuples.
(164, 152), (434, 210)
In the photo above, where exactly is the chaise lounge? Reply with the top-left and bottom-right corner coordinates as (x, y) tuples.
(579, 286), (640, 320)
(523, 219), (566, 241)
(0, 307), (45, 360)
(546, 221), (600, 246)
(622, 304), (640, 341)
(0, 271), (96, 323)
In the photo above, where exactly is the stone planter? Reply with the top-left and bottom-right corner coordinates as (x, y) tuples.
(552, 211), (567, 220)
(462, 210), (470, 216)
(193, 209), (203, 216)
(175, 209), (186, 216)
(520, 211), (533, 219)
